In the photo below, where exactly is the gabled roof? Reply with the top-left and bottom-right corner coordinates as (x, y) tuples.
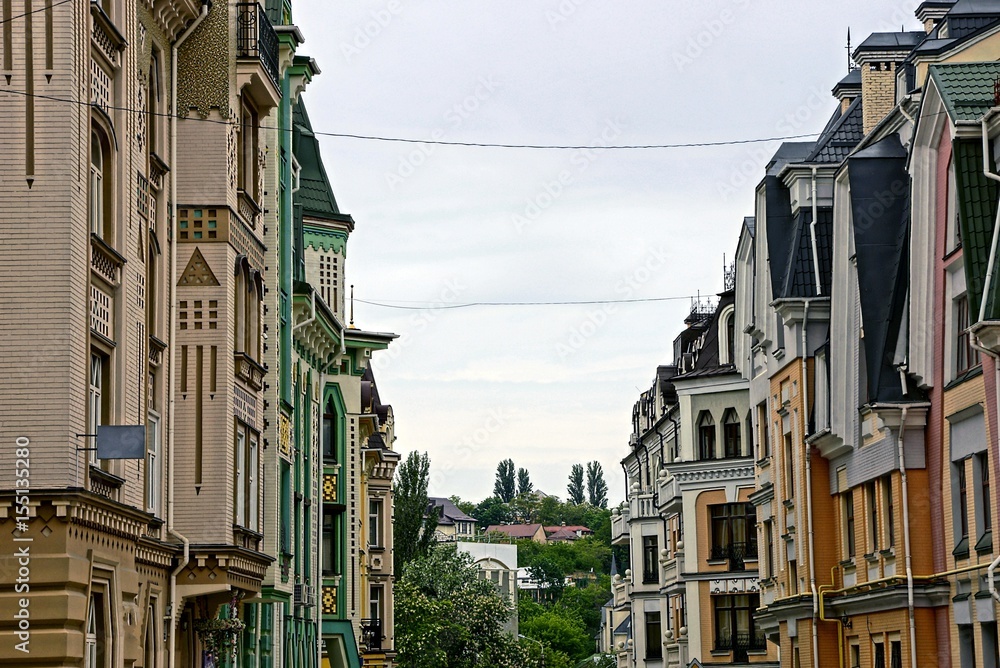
(854, 31), (927, 54)
(293, 100), (351, 223)
(766, 142), (816, 176)
(486, 524), (543, 539)
(429, 497), (477, 525)
(928, 62), (1000, 122)
(805, 96), (865, 164)
(954, 138), (1000, 321)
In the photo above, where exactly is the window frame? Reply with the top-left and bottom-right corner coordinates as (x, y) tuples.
(698, 411), (716, 461)
(369, 497), (383, 549)
(844, 491), (856, 559)
(723, 409), (742, 459)
(146, 412), (161, 516)
(644, 610), (663, 660)
(642, 535), (659, 584)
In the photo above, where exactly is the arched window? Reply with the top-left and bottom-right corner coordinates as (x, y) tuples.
(323, 398), (337, 462)
(234, 267), (246, 351)
(698, 411), (716, 461)
(726, 313), (736, 366)
(244, 274), (255, 356)
(90, 132), (104, 237)
(718, 304), (736, 365)
(723, 409), (742, 458)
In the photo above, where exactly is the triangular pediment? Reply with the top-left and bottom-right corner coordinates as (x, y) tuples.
(178, 247), (220, 286)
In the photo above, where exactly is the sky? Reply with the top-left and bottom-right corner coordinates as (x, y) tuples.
(291, 0), (924, 506)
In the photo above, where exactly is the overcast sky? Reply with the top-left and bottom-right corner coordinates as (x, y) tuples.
(292, 1), (923, 506)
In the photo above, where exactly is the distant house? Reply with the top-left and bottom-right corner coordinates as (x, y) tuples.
(458, 542), (519, 635)
(543, 525), (593, 542)
(428, 497), (478, 542)
(485, 523), (547, 543)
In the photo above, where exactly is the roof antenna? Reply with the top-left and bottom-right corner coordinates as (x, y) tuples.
(349, 284), (356, 328)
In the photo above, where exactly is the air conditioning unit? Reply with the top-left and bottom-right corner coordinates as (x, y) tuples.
(294, 583), (315, 608)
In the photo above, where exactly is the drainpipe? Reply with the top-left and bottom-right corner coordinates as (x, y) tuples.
(801, 301), (819, 668)
(168, 3), (210, 668)
(897, 405), (917, 668)
(810, 167), (823, 296)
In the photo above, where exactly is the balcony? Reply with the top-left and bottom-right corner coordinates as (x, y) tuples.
(361, 618), (383, 652)
(611, 507), (630, 545)
(234, 351), (266, 391)
(89, 465), (124, 503)
(665, 636), (689, 668)
(657, 474), (681, 514)
(237, 188), (261, 230)
(630, 492), (657, 520)
(715, 631), (767, 662)
(612, 576), (630, 608)
(235, 2), (281, 106)
(709, 541), (758, 572)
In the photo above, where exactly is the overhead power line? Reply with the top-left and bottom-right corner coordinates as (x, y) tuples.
(0, 0), (72, 25)
(0, 86), (823, 151)
(356, 295), (711, 310)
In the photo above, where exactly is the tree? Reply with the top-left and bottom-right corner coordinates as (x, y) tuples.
(519, 609), (593, 662)
(473, 496), (513, 530)
(517, 467), (533, 497)
(395, 547), (528, 668)
(494, 458), (516, 502)
(567, 464), (585, 505)
(586, 461), (608, 508)
(393, 451), (438, 574)
(450, 495), (477, 518)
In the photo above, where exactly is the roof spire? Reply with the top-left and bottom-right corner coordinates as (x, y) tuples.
(349, 284), (356, 329)
(846, 28), (853, 73)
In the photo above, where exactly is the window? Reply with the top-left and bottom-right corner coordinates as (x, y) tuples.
(959, 625), (977, 668)
(89, 352), (111, 465)
(248, 433), (259, 531)
(726, 312), (736, 366)
(891, 640), (902, 668)
(144, 602), (157, 668)
(958, 461), (970, 541)
(983, 621), (999, 668)
(980, 452), (993, 535)
(369, 585), (383, 622)
(369, 498), (382, 548)
(868, 481), (879, 552)
(723, 409), (742, 458)
(89, 129), (113, 241)
(874, 642), (885, 668)
(146, 414), (161, 516)
(323, 399), (337, 462)
(844, 491), (856, 558)
(884, 475), (895, 548)
(642, 536), (658, 584)
(713, 594), (762, 659)
(850, 641), (861, 668)
(784, 433), (795, 498)
(238, 98), (260, 201)
(84, 592), (108, 668)
(757, 404), (770, 459)
(698, 411), (716, 460)
(235, 428), (246, 526)
(710, 503), (757, 569)
(645, 611), (662, 660)
(322, 507), (337, 574)
(956, 295), (980, 374)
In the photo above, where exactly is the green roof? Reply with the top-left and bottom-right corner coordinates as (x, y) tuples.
(293, 100), (350, 222)
(929, 62), (1000, 122)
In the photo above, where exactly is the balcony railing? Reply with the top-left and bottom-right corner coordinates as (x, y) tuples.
(709, 541), (758, 571)
(714, 631), (767, 654)
(630, 492), (657, 520)
(611, 507), (630, 544)
(236, 2), (280, 90)
(361, 618), (383, 651)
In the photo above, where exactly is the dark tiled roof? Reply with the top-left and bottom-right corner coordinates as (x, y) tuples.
(429, 497), (477, 524)
(854, 31), (926, 53)
(832, 69), (862, 98)
(929, 62), (1000, 122)
(781, 208), (834, 299)
(948, 0), (1000, 16)
(743, 216), (756, 238)
(954, 139), (1000, 320)
(766, 142), (816, 176)
(806, 97), (865, 164)
(847, 134), (911, 403)
(292, 100), (345, 221)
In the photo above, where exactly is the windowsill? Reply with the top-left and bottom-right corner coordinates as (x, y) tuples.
(711, 649), (732, 657)
(757, 456), (771, 468)
(840, 558), (856, 569)
(369, 545), (385, 552)
(952, 536), (970, 560)
(706, 559), (728, 567)
(774, 348), (786, 360)
(975, 530), (993, 554)
(863, 552), (879, 563)
(943, 242), (963, 263)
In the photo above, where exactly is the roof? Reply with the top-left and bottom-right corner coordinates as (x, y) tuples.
(805, 96), (865, 164)
(292, 100), (350, 222)
(832, 69), (862, 98)
(429, 497), (477, 525)
(954, 138), (1000, 320)
(766, 142), (815, 176)
(485, 524), (543, 539)
(854, 31), (926, 54)
(613, 615), (631, 636)
(928, 62), (1000, 122)
(948, 0), (1000, 16)
(743, 216), (756, 238)
(543, 525), (592, 534)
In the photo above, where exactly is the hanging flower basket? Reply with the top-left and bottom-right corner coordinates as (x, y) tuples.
(194, 615), (245, 661)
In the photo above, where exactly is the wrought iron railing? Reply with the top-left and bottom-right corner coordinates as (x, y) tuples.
(709, 541), (758, 571)
(235, 2), (280, 90)
(361, 618), (383, 651)
(715, 631), (767, 653)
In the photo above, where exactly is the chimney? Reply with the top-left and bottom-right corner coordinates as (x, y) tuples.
(853, 32), (924, 135)
(832, 69), (862, 114)
(915, 1), (956, 33)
